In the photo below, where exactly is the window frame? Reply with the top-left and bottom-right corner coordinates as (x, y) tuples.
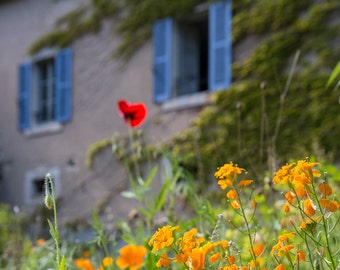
(152, 0), (232, 107)
(18, 47), (72, 136)
(24, 166), (60, 205)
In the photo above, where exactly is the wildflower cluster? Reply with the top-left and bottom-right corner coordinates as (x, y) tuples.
(148, 225), (236, 269)
(271, 160), (339, 269)
(74, 245), (147, 270)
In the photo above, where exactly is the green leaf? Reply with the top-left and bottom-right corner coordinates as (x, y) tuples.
(47, 219), (56, 240)
(154, 180), (170, 212)
(121, 190), (138, 199)
(326, 61), (340, 88)
(144, 166), (158, 188)
(59, 256), (67, 270)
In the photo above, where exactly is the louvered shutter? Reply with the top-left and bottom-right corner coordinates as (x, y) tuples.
(18, 62), (31, 130)
(208, 0), (232, 91)
(153, 18), (172, 103)
(55, 48), (72, 122)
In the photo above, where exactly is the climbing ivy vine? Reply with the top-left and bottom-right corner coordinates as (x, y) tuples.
(30, 0), (340, 183)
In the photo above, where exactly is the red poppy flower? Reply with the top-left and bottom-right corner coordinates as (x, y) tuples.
(117, 100), (147, 128)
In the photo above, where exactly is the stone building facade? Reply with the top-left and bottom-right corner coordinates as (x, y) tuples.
(0, 0), (239, 223)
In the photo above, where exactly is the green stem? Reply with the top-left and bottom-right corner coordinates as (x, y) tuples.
(309, 175), (336, 269)
(47, 174), (61, 267)
(234, 185), (259, 270)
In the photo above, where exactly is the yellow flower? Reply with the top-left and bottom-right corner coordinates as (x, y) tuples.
(116, 245), (147, 270)
(148, 225), (180, 252)
(74, 258), (95, 270)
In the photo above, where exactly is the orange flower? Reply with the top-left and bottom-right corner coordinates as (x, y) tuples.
(283, 203), (290, 213)
(319, 199), (339, 212)
(273, 163), (294, 184)
(74, 258), (95, 270)
(249, 257), (264, 268)
(227, 255), (236, 264)
(215, 163), (244, 179)
(274, 263), (286, 270)
(83, 250), (90, 258)
(215, 163), (245, 190)
(300, 215), (321, 229)
(221, 264), (238, 270)
(277, 232), (295, 242)
(226, 189), (238, 200)
(187, 242), (213, 270)
(116, 245), (147, 270)
(148, 225), (180, 252)
(252, 243), (265, 256)
(296, 250), (306, 263)
(99, 257), (113, 270)
(304, 199), (316, 217)
(271, 233), (295, 255)
(35, 238), (46, 246)
(277, 244), (295, 257)
(319, 183), (332, 196)
(231, 200), (241, 209)
(237, 180), (254, 187)
(156, 253), (171, 267)
(209, 253), (221, 264)
(285, 191), (295, 204)
(177, 228), (204, 254)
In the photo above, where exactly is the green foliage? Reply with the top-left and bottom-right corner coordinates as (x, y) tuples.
(0, 204), (27, 268)
(29, 0), (119, 55)
(170, 1), (340, 182)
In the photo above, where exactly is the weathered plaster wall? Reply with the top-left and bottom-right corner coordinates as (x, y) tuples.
(0, 0), (206, 223)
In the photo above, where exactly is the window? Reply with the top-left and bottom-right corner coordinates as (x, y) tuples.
(18, 48), (72, 133)
(152, 0), (232, 104)
(24, 167), (60, 205)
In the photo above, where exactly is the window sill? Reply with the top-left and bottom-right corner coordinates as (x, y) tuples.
(161, 92), (214, 112)
(23, 122), (63, 138)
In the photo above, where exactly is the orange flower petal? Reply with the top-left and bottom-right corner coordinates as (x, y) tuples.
(237, 180), (254, 187)
(319, 183), (332, 196)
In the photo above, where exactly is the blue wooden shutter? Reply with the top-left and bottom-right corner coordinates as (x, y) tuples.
(18, 62), (31, 130)
(153, 18), (172, 103)
(55, 48), (72, 122)
(208, 0), (232, 91)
